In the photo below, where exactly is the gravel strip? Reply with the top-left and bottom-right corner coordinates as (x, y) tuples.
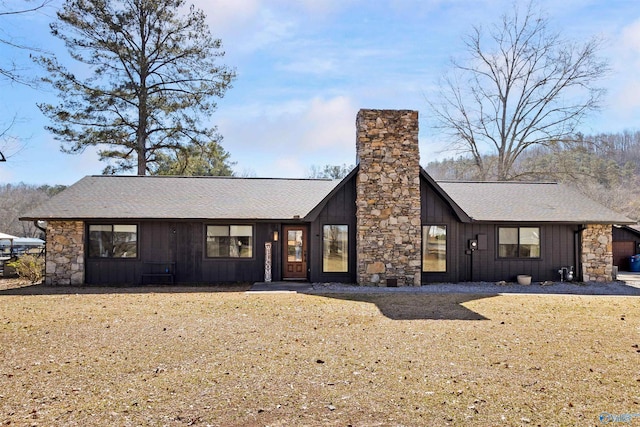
(309, 280), (640, 295)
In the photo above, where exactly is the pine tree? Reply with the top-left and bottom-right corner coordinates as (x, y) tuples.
(37, 0), (235, 175)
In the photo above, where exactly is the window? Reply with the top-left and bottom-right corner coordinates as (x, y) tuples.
(423, 225), (446, 272)
(287, 229), (304, 262)
(323, 225), (348, 272)
(206, 225), (253, 258)
(88, 224), (137, 258)
(498, 227), (540, 258)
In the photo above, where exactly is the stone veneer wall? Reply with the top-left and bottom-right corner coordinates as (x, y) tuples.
(45, 220), (85, 285)
(581, 224), (613, 282)
(355, 109), (421, 286)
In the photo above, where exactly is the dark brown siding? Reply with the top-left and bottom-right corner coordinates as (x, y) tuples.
(200, 222), (278, 283)
(176, 222), (202, 282)
(86, 220), (279, 285)
(85, 258), (141, 285)
(421, 179), (581, 283)
(457, 223), (578, 282)
(421, 179), (462, 283)
(309, 175), (357, 283)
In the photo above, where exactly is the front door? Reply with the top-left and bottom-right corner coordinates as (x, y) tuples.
(283, 225), (308, 280)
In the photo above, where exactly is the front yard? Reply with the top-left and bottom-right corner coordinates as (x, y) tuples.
(0, 282), (638, 426)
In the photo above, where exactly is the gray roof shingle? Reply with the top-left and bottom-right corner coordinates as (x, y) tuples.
(21, 175), (633, 225)
(437, 181), (633, 224)
(21, 175), (339, 221)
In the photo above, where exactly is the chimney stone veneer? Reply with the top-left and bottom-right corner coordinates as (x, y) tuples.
(355, 109), (422, 286)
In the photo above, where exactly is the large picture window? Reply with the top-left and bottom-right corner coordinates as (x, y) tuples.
(498, 227), (540, 258)
(423, 225), (446, 272)
(88, 224), (137, 258)
(323, 225), (348, 272)
(206, 225), (253, 258)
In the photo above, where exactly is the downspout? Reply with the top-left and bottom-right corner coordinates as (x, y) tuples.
(575, 225), (586, 281)
(469, 246), (474, 282)
(469, 217), (475, 282)
(34, 221), (47, 259)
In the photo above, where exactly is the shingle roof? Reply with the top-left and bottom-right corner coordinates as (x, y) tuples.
(21, 175), (339, 221)
(437, 181), (633, 224)
(21, 175), (633, 225)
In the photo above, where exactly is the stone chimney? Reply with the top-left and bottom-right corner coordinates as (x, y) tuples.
(355, 109), (422, 286)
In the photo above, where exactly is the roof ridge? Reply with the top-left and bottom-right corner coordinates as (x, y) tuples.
(88, 175), (335, 182)
(437, 180), (558, 184)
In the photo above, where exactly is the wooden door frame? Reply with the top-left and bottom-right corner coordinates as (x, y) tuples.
(282, 224), (309, 280)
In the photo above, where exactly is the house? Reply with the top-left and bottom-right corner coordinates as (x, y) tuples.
(21, 109), (634, 286)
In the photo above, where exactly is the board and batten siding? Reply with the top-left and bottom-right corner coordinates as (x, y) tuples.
(420, 178), (581, 283)
(309, 174), (357, 284)
(85, 221), (279, 285)
(420, 178), (462, 283)
(454, 223), (579, 283)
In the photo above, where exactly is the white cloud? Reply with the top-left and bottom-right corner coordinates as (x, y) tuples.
(193, 0), (298, 58)
(196, 0), (349, 55)
(620, 19), (640, 50)
(0, 164), (15, 183)
(604, 18), (640, 125)
(299, 96), (355, 150)
(277, 56), (339, 76)
(240, 8), (298, 53)
(194, 0), (262, 35)
(272, 156), (307, 177)
(218, 95), (357, 177)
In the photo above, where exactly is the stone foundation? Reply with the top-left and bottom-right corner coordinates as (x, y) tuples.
(355, 109), (421, 286)
(581, 224), (613, 282)
(45, 220), (85, 285)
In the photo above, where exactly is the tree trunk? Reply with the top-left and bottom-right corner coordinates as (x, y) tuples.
(136, 4), (148, 176)
(136, 133), (146, 175)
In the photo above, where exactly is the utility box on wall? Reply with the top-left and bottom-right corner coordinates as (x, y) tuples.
(477, 234), (487, 250)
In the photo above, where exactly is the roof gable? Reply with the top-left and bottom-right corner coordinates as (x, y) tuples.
(419, 168), (470, 222)
(304, 166), (358, 221)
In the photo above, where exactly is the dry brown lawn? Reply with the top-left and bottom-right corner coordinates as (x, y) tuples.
(0, 279), (639, 426)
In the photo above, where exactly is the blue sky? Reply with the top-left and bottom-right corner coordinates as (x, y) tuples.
(0, 0), (639, 185)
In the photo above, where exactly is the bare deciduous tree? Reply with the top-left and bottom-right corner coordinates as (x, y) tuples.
(429, 2), (609, 181)
(307, 164), (354, 180)
(0, 0), (52, 84)
(0, 1), (53, 162)
(0, 183), (63, 237)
